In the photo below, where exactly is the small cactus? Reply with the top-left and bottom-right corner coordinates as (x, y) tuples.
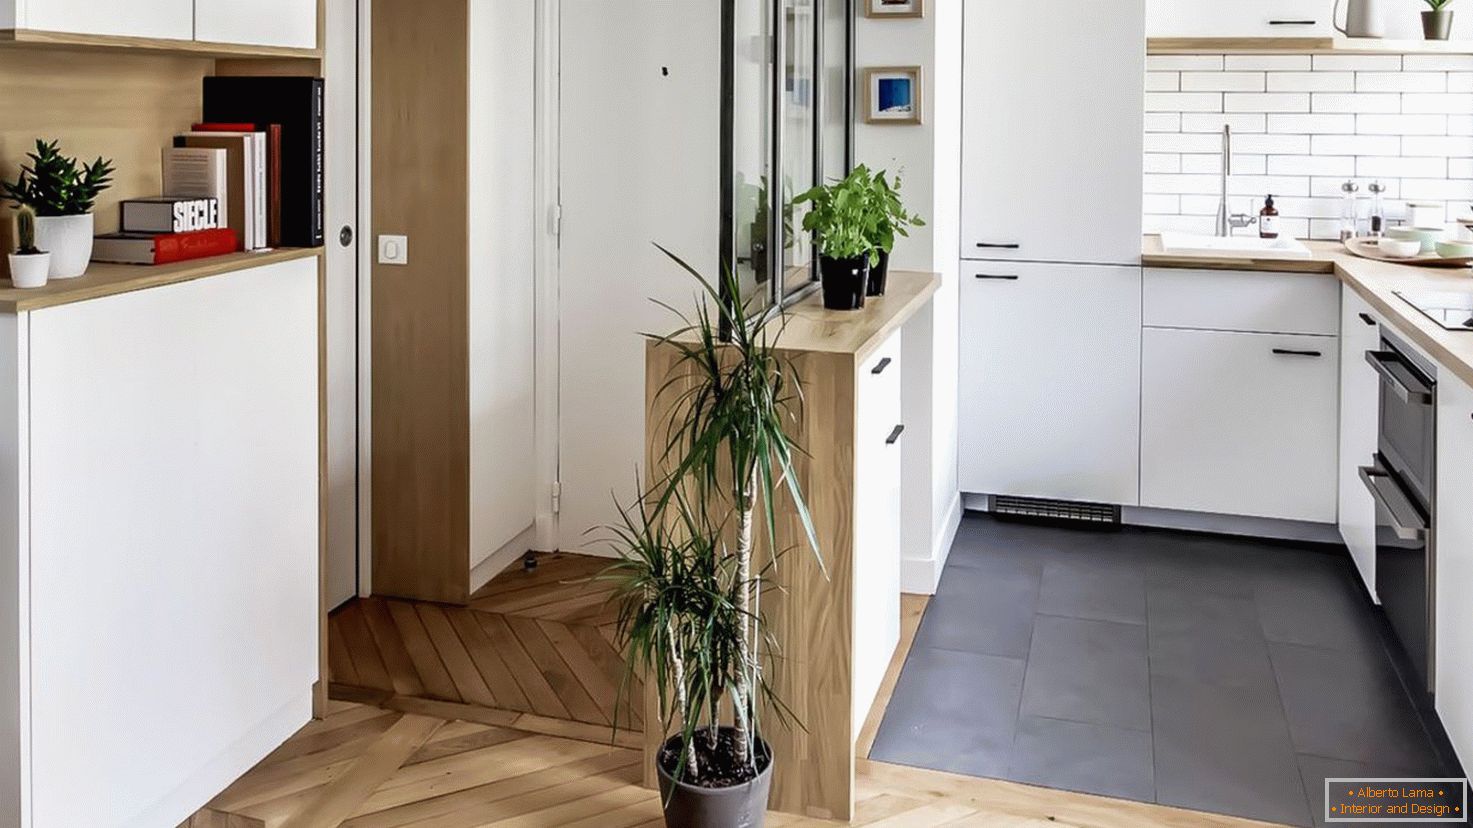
(14, 205), (41, 255)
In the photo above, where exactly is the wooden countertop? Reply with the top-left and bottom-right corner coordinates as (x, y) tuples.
(1143, 235), (1473, 388)
(770, 270), (941, 361)
(0, 247), (323, 312)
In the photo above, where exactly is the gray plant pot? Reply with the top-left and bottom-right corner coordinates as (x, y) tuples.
(1424, 8), (1454, 40)
(656, 730), (773, 828)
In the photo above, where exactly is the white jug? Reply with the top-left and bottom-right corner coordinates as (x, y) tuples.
(1335, 0), (1386, 38)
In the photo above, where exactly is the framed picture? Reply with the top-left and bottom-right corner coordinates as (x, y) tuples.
(864, 66), (923, 125)
(865, 0), (923, 18)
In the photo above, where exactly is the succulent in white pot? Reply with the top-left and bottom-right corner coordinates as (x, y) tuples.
(2, 139), (114, 280)
(7, 205), (50, 289)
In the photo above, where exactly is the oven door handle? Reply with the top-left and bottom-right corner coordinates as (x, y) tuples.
(1359, 465), (1429, 542)
(1365, 350), (1435, 406)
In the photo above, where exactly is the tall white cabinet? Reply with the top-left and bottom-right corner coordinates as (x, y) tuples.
(958, 0), (1145, 505)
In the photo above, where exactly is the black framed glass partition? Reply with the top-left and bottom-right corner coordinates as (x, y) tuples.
(721, 0), (854, 320)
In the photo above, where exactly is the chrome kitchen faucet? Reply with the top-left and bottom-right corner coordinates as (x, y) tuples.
(1216, 124), (1258, 237)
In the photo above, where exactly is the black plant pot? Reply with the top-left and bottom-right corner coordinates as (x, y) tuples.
(867, 249), (891, 297)
(656, 729), (774, 828)
(819, 253), (869, 311)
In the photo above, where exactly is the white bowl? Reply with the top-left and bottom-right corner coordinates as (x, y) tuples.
(1378, 238), (1424, 258)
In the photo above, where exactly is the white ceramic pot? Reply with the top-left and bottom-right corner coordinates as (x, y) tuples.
(33, 213), (93, 279)
(7, 252), (50, 289)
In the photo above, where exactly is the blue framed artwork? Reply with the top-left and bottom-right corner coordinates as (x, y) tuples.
(864, 66), (922, 124)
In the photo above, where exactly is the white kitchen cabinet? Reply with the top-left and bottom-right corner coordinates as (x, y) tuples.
(0, 259), (319, 828)
(960, 0), (1143, 266)
(959, 262), (1143, 505)
(194, 0), (317, 49)
(1436, 373), (1473, 767)
(1144, 268), (1340, 337)
(1141, 326), (1339, 523)
(6, 0), (194, 40)
(1147, 0), (1334, 37)
(853, 332), (902, 732)
(1339, 287), (1382, 598)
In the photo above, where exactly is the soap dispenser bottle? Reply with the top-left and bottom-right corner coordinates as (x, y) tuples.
(1260, 195), (1280, 239)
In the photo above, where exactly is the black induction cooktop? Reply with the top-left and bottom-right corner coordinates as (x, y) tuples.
(1397, 291), (1473, 331)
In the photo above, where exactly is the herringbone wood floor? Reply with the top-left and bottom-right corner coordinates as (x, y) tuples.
(327, 552), (642, 732)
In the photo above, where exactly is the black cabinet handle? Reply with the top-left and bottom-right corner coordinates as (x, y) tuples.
(1269, 19), (1317, 25)
(1273, 348), (1323, 357)
(1359, 312), (1377, 326)
(975, 242), (1021, 249)
(886, 425), (905, 445)
(872, 357), (892, 375)
(974, 273), (1019, 280)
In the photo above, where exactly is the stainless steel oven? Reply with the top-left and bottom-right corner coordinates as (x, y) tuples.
(1362, 331), (1437, 695)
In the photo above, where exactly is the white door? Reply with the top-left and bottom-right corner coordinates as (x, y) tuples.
(1339, 288), (1381, 597)
(21, 0), (191, 39)
(324, 0), (359, 609)
(195, 0), (318, 48)
(960, 0), (1143, 265)
(1141, 327), (1340, 523)
(958, 261), (1143, 505)
(556, 2), (721, 551)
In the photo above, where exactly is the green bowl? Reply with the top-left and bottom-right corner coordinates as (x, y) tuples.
(1436, 239), (1473, 259)
(1388, 226), (1446, 253)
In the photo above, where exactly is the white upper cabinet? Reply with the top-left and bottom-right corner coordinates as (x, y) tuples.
(14, 0), (194, 40)
(195, 0), (318, 49)
(1147, 0), (1334, 37)
(961, 0), (1144, 266)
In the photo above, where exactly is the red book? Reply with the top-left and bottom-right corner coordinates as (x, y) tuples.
(91, 228), (240, 265)
(194, 122), (281, 246)
(192, 122), (258, 133)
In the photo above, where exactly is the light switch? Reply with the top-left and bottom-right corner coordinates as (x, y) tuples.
(378, 234), (408, 266)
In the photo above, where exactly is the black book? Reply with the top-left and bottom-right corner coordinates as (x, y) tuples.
(202, 75), (325, 248)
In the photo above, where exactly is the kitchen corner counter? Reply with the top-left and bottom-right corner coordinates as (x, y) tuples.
(771, 269), (941, 361)
(1143, 235), (1473, 388)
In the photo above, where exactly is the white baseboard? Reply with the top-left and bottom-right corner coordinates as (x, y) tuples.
(901, 492), (963, 595)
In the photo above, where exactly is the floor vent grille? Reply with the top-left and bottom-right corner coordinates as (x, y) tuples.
(991, 495), (1121, 526)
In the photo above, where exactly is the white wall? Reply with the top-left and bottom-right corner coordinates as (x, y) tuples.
(857, 4), (963, 593)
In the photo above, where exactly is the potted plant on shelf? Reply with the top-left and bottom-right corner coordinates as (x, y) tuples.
(2, 139), (114, 280)
(7, 205), (50, 289)
(603, 247), (820, 828)
(864, 169), (926, 297)
(795, 165), (880, 310)
(1424, 0), (1456, 39)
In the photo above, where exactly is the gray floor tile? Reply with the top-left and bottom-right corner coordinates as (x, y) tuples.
(1037, 559), (1147, 625)
(1147, 588), (1279, 691)
(1270, 641), (1434, 769)
(1256, 569), (1382, 653)
(1007, 715), (1155, 802)
(869, 646), (1025, 778)
(1020, 615), (1151, 731)
(1296, 754), (1447, 828)
(914, 561), (1039, 658)
(1152, 674), (1313, 827)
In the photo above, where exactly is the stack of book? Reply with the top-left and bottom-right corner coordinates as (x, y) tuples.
(92, 197), (238, 265)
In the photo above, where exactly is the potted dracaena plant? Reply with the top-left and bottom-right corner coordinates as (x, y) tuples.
(601, 245), (820, 828)
(2, 139), (114, 280)
(1425, 0), (1456, 39)
(794, 165), (880, 310)
(864, 169), (926, 297)
(8, 205), (50, 289)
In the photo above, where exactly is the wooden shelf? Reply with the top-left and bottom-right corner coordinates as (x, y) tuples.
(0, 28), (322, 60)
(0, 247), (323, 312)
(1148, 36), (1473, 55)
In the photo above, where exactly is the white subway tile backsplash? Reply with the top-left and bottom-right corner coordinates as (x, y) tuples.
(1267, 72), (1354, 92)
(1147, 92), (1222, 112)
(1145, 214), (1217, 234)
(1225, 92), (1310, 112)
(1226, 55), (1312, 71)
(1267, 113), (1357, 134)
(1311, 92), (1400, 113)
(1144, 52), (1473, 240)
(1355, 72), (1446, 92)
(1146, 72), (1180, 92)
(1180, 113), (1267, 132)
(1182, 72), (1265, 92)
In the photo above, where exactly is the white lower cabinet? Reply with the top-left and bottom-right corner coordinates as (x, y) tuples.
(958, 261), (1143, 505)
(1339, 287), (1383, 598)
(1141, 327), (1340, 523)
(853, 332), (902, 733)
(1436, 373), (1473, 767)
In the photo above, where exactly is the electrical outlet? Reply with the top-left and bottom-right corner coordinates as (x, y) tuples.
(377, 234), (408, 266)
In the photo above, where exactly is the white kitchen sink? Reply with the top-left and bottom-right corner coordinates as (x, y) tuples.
(1160, 232), (1313, 260)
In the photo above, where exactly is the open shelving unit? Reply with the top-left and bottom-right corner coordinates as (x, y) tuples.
(1148, 35), (1473, 54)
